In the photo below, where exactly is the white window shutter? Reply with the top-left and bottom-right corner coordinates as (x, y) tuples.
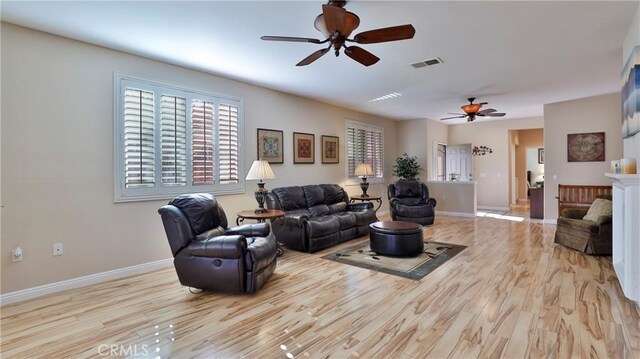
(218, 104), (240, 184)
(160, 95), (187, 186)
(346, 121), (384, 179)
(191, 100), (215, 185)
(124, 88), (155, 188)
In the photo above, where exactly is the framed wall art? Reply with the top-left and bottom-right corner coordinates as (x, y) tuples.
(538, 148), (544, 164)
(293, 132), (315, 164)
(622, 45), (640, 139)
(321, 135), (339, 164)
(257, 128), (283, 164)
(567, 132), (605, 162)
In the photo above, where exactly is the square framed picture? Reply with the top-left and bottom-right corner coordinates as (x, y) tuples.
(293, 132), (315, 164)
(257, 128), (283, 164)
(321, 135), (339, 164)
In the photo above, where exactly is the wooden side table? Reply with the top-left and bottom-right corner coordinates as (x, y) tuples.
(236, 209), (286, 256)
(350, 195), (382, 212)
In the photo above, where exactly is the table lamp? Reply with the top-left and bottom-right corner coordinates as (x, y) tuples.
(354, 163), (374, 197)
(245, 160), (276, 213)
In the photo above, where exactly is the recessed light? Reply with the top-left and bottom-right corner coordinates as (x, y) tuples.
(369, 92), (402, 102)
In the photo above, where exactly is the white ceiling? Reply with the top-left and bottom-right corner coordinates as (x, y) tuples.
(1, 1), (637, 123)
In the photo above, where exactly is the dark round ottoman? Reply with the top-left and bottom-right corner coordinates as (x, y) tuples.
(369, 221), (424, 257)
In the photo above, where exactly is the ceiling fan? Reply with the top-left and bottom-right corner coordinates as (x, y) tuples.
(440, 98), (506, 122)
(260, 1), (415, 67)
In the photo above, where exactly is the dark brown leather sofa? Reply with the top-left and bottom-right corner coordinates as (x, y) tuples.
(158, 193), (278, 293)
(388, 180), (437, 225)
(266, 184), (377, 252)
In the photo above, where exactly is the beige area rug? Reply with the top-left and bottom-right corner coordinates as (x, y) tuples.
(322, 241), (466, 280)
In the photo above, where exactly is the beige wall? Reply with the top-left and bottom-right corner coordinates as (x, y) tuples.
(396, 119), (429, 181)
(543, 93), (623, 221)
(623, 6), (640, 161)
(514, 129), (544, 200)
(426, 181), (476, 215)
(447, 117), (544, 209)
(426, 119), (448, 180)
(0, 23), (399, 293)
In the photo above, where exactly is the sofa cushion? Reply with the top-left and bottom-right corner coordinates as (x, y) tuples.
(394, 180), (422, 198)
(309, 204), (330, 217)
(334, 212), (357, 230)
(272, 187), (307, 210)
(306, 216), (340, 238)
(319, 184), (345, 204)
(327, 202), (347, 213)
(303, 185), (326, 207)
(583, 198), (612, 224)
(353, 210), (378, 227)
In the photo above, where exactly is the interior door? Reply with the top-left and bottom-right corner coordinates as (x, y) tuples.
(446, 144), (472, 180)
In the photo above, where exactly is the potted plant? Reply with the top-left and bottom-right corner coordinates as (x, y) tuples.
(393, 153), (423, 180)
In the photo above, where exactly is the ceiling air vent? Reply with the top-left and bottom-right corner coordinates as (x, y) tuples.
(411, 57), (443, 68)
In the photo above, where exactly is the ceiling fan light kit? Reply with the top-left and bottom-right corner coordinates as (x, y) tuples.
(441, 97), (506, 122)
(261, 1), (415, 67)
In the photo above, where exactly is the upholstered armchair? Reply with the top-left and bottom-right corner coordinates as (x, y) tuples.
(387, 180), (437, 225)
(554, 195), (612, 255)
(158, 193), (278, 293)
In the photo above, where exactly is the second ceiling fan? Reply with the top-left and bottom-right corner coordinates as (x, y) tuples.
(441, 98), (506, 122)
(261, 1), (415, 66)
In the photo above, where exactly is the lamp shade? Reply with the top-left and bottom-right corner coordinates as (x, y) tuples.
(245, 160), (276, 181)
(354, 163), (374, 177)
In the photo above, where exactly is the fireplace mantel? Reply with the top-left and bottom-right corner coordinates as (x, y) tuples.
(605, 173), (640, 305)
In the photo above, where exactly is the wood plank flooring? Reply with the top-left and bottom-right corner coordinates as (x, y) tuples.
(2, 213), (639, 358)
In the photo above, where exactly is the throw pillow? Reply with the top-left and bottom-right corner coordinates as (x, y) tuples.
(583, 198), (612, 224)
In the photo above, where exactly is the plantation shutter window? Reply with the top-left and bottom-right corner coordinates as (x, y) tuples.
(124, 88), (155, 188)
(218, 104), (240, 184)
(115, 75), (244, 201)
(160, 95), (187, 186)
(346, 120), (384, 180)
(191, 100), (215, 185)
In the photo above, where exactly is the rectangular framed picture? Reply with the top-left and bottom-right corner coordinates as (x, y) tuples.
(293, 132), (315, 164)
(538, 148), (544, 164)
(257, 128), (283, 164)
(321, 135), (339, 164)
(567, 132), (605, 162)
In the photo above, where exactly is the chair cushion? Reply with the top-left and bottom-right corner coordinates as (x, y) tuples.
(334, 212), (357, 230)
(394, 180), (422, 198)
(169, 193), (221, 235)
(583, 198), (612, 224)
(395, 203), (434, 218)
(396, 197), (423, 206)
(557, 217), (600, 234)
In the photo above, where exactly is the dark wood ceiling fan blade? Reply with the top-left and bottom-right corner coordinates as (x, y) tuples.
(344, 46), (380, 66)
(261, 36), (323, 44)
(486, 112), (506, 117)
(296, 48), (329, 66)
(441, 115), (467, 120)
(354, 24), (416, 44)
(477, 108), (497, 115)
(323, 4), (346, 34)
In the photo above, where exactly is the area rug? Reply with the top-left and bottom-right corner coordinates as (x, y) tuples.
(322, 241), (466, 280)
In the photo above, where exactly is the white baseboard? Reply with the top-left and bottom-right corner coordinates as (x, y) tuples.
(436, 210), (476, 218)
(0, 258), (173, 306)
(543, 219), (557, 225)
(478, 206), (511, 211)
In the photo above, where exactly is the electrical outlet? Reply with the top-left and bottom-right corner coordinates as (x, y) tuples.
(53, 243), (63, 256)
(11, 247), (23, 262)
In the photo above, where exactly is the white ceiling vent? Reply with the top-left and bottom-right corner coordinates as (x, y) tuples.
(411, 57), (443, 68)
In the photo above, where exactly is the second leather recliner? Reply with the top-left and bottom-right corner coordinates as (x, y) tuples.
(388, 180), (437, 225)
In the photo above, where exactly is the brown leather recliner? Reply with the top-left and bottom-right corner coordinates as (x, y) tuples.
(158, 193), (278, 293)
(553, 195), (612, 255)
(388, 180), (437, 225)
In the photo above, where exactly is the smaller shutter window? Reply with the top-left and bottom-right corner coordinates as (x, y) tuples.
(124, 88), (155, 188)
(191, 100), (215, 185)
(346, 121), (384, 180)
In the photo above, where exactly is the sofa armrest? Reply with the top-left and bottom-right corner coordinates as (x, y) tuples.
(561, 208), (588, 219)
(187, 235), (247, 258)
(225, 223), (270, 237)
(347, 202), (373, 212)
(281, 213), (309, 227)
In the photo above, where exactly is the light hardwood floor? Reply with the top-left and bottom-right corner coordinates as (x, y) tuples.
(2, 214), (639, 358)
